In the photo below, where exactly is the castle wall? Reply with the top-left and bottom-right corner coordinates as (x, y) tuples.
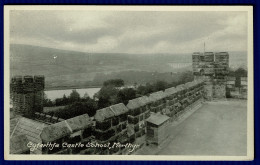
(11, 75), (45, 117)
(11, 50), (248, 155)
(126, 96), (152, 151)
(93, 103), (129, 155)
(30, 79), (205, 155)
(240, 77), (247, 99)
(192, 52), (229, 100)
(226, 77), (247, 99)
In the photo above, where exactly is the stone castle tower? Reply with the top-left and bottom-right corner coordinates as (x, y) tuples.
(192, 52), (229, 99)
(10, 75), (45, 117)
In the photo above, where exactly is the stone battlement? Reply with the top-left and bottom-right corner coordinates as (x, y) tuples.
(10, 71), (248, 155)
(192, 52), (229, 76)
(192, 52), (229, 100)
(10, 49), (249, 155)
(34, 112), (64, 124)
(10, 75), (45, 116)
(34, 79), (205, 155)
(11, 75), (45, 93)
(10, 77), (206, 155)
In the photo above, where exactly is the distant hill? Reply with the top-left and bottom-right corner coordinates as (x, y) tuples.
(10, 44), (247, 88)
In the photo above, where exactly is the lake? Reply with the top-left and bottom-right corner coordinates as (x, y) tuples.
(44, 88), (101, 101)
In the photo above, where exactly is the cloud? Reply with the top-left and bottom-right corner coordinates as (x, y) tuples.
(9, 10), (248, 54)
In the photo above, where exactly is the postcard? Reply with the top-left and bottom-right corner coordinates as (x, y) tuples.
(4, 5), (254, 160)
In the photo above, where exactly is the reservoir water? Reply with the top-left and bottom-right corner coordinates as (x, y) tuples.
(44, 88), (101, 101)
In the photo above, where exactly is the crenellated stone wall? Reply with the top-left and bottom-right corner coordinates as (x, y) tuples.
(10, 60), (248, 155)
(34, 112), (64, 124)
(226, 76), (247, 99)
(93, 103), (129, 154)
(192, 52), (229, 100)
(10, 75), (45, 117)
(34, 79), (205, 155)
(240, 77), (247, 99)
(10, 50), (248, 154)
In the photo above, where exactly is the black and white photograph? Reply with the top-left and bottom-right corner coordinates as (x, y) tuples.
(4, 6), (253, 160)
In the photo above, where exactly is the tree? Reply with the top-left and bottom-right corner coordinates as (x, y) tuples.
(82, 92), (90, 100)
(96, 85), (119, 108)
(43, 93), (54, 107)
(116, 88), (136, 105)
(153, 81), (169, 91)
(53, 98), (98, 119)
(136, 85), (147, 96)
(69, 89), (80, 103)
(144, 83), (154, 94)
(229, 67), (247, 77)
(229, 68), (247, 87)
(179, 71), (194, 84)
(62, 94), (69, 104)
(234, 68), (247, 77)
(55, 98), (64, 106)
(103, 79), (124, 87)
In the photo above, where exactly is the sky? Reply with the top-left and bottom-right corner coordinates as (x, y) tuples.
(10, 10), (248, 54)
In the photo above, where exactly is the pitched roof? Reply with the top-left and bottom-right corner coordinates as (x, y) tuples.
(184, 82), (193, 88)
(94, 107), (114, 121)
(66, 114), (92, 132)
(41, 114), (92, 142)
(146, 113), (170, 126)
(164, 87), (177, 96)
(126, 96), (151, 110)
(137, 96), (151, 105)
(10, 118), (19, 135)
(41, 121), (71, 142)
(149, 91), (166, 102)
(95, 103), (129, 121)
(176, 84), (185, 92)
(10, 117), (47, 154)
(10, 134), (30, 154)
(127, 98), (141, 110)
(110, 103), (129, 116)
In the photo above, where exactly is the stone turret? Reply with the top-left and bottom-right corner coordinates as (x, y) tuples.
(10, 75), (45, 117)
(192, 52), (229, 100)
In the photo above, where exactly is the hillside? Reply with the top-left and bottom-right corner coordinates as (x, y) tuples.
(9, 44), (247, 88)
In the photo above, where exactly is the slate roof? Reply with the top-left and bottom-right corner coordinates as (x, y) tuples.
(94, 107), (114, 121)
(110, 103), (129, 116)
(137, 96), (151, 105)
(149, 91), (166, 102)
(10, 118), (19, 135)
(41, 121), (71, 143)
(146, 113), (170, 126)
(10, 134), (30, 154)
(184, 82), (193, 89)
(126, 96), (151, 110)
(41, 114), (92, 142)
(127, 99), (141, 110)
(95, 103), (129, 121)
(10, 117), (47, 154)
(164, 87), (177, 96)
(176, 84), (185, 92)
